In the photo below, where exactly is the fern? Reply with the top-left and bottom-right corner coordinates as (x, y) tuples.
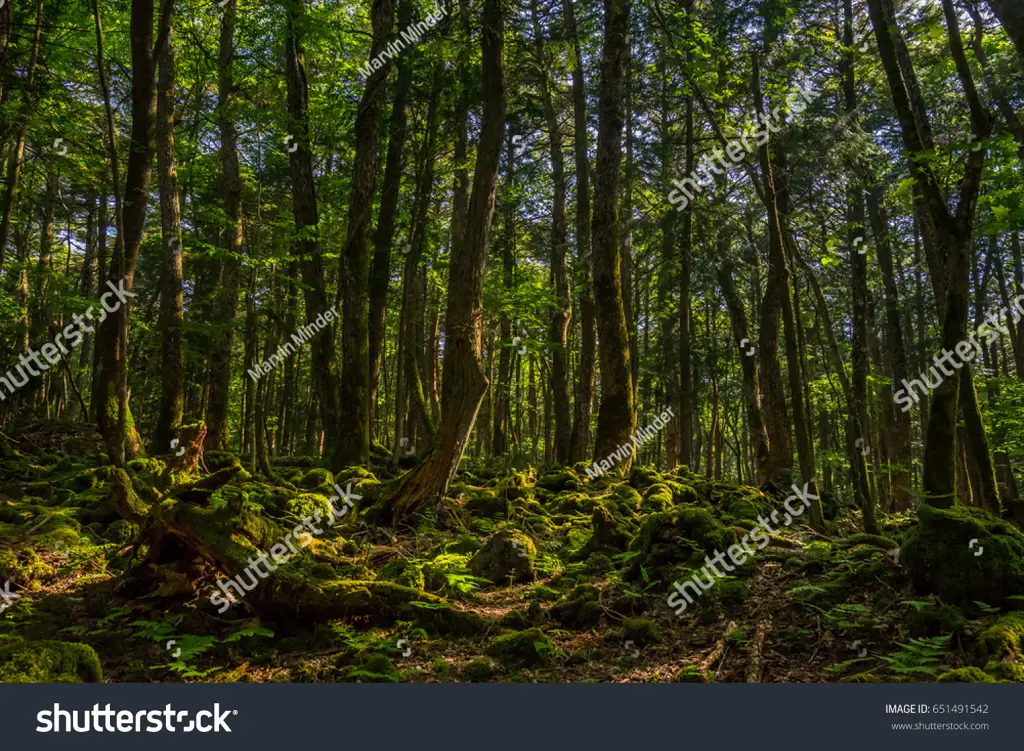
(880, 634), (952, 676)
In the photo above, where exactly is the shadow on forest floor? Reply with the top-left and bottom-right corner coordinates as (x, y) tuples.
(1, 420), (1023, 684)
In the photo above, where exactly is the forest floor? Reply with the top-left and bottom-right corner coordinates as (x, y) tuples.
(1, 419), (1023, 684)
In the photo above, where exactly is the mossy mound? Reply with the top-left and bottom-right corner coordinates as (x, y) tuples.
(901, 504), (1024, 605)
(976, 612), (1024, 663)
(536, 469), (582, 492)
(299, 468), (334, 492)
(550, 584), (603, 629)
(462, 657), (498, 681)
(642, 484), (674, 513)
(103, 518), (139, 544)
(468, 530), (536, 584)
(585, 504), (631, 554)
(377, 559), (426, 590)
(672, 664), (714, 683)
(285, 493), (335, 521)
(0, 641), (103, 682)
(626, 504), (737, 582)
(620, 617), (662, 645)
(936, 667), (996, 683)
(484, 628), (550, 667)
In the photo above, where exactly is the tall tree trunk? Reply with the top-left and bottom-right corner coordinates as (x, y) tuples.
(565, 0), (595, 464)
(338, 0), (395, 465)
(0, 0), (43, 275)
(368, 0), (413, 438)
(986, 0), (1024, 64)
(154, 0), (184, 451)
(206, 0), (244, 450)
(530, 0), (571, 464)
(867, 185), (912, 510)
(283, 0), (340, 464)
(591, 0), (634, 466)
(384, 0), (505, 521)
(92, 0), (160, 466)
(843, 0), (878, 533)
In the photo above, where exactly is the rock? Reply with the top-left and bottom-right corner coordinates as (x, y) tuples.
(901, 504), (1024, 605)
(468, 530), (536, 584)
(0, 641), (102, 683)
(936, 667), (996, 683)
(484, 628), (550, 667)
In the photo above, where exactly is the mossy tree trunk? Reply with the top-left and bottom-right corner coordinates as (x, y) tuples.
(207, 0), (243, 451)
(530, 0), (572, 465)
(564, 0), (595, 465)
(154, 0), (183, 452)
(591, 0), (635, 466)
(385, 0), (505, 521)
(338, 0), (395, 466)
(283, 0), (340, 466)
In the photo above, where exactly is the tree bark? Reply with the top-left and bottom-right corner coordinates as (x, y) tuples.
(383, 0), (505, 521)
(591, 0), (634, 466)
(338, 0), (395, 465)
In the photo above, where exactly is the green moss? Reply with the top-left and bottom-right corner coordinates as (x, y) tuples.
(525, 585), (561, 603)
(345, 653), (399, 683)
(536, 469), (582, 492)
(550, 584), (603, 629)
(0, 641), (102, 683)
(642, 484), (675, 513)
(837, 533), (899, 550)
(977, 612), (1024, 662)
(300, 468), (334, 491)
(500, 609), (533, 630)
(936, 667), (996, 683)
(629, 465), (662, 489)
(378, 559), (426, 590)
(468, 530), (536, 584)
(462, 657), (498, 681)
(901, 504), (1024, 605)
(0, 547), (53, 588)
(613, 484), (643, 514)
(432, 658), (451, 677)
(103, 519), (139, 544)
(285, 493), (334, 521)
(484, 628), (550, 667)
(982, 659), (1024, 682)
(672, 664), (714, 683)
(620, 617), (662, 645)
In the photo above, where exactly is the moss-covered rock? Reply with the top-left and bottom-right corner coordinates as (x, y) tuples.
(642, 484), (675, 514)
(620, 617), (662, 646)
(585, 504), (630, 554)
(378, 559), (426, 590)
(626, 504), (738, 582)
(536, 469), (582, 492)
(300, 468), (334, 492)
(550, 584), (603, 629)
(901, 504), (1024, 605)
(103, 518), (139, 544)
(484, 628), (550, 667)
(462, 657), (498, 681)
(468, 530), (536, 584)
(0, 641), (102, 682)
(936, 667), (996, 683)
(976, 612), (1024, 663)
(285, 493), (335, 521)
(613, 484), (643, 515)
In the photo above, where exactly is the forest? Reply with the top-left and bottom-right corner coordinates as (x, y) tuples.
(0, 0), (1023, 685)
